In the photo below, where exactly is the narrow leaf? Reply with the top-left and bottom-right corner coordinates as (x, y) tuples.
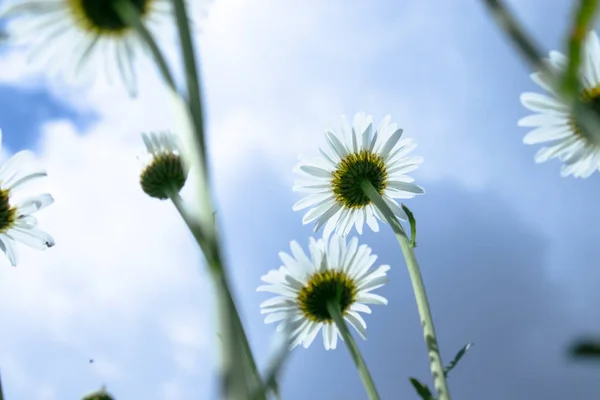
(444, 343), (474, 377)
(409, 377), (434, 400)
(401, 203), (417, 248)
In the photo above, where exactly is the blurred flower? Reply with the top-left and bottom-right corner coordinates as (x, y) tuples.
(81, 386), (115, 400)
(258, 234), (389, 350)
(139, 131), (189, 200)
(0, 0), (171, 95)
(293, 112), (424, 237)
(519, 30), (600, 178)
(0, 129), (55, 267)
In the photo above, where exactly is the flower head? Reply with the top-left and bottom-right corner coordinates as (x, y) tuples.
(258, 234), (389, 350)
(519, 30), (600, 178)
(0, 0), (172, 95)
(139, 131), (189, 200)
(293, 112), (424, 237)
(0, 129), (55, 266)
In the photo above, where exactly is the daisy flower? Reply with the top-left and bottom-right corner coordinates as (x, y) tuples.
(519, 30), (600, 178)
(257, 234), (389, 350)
(0, 0), (172, 96)
(139, 131), (189, 200)
(293, 112), (424, 238)
(0, 129), (55, 267)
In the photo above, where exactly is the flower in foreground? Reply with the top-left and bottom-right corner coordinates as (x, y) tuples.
(293, 112), (424, 237)
(519, 30), (600, 178)
(0, 129), (55, 266)
(0, 0), (171, 96)
(258, 234), (389, 350)
(139, 132), (189, 200)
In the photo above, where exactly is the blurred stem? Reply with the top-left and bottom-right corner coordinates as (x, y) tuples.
(361, 181), (451, 400)
(481, 0), (547, 73)
(171, 0), (208, 174)
(114, 0), (176, 90)
(0, 370), (4, 400)
(167, 190), (265, 400)
(326, 301), (381, 400)
(562, 0), (599, 97)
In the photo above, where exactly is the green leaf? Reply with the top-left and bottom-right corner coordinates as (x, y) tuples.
(409, 377), (434, 400)
(570, 337), (600, 360)
(444, 342), (473, 377)
(401, 203), (417, 248)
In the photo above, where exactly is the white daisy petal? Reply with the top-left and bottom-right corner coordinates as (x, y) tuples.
(345, 312), (368, 340)
(357, 292), (389, 305)
(520, 92), (569, 113)
(301, 199), (337, 223)
(6, 227), (54, 250)
(518, 114), (565, 127)
(0, 236), (18, 267)
(523, 125), (572, 144)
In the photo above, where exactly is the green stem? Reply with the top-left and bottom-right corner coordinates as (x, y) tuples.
(481, 0), (547, 73)
(0, 369), (4, 400)
(561, 0), (599, 97)
(361, 181), (451, 400)
(326, 301), (381, 400)
(114, 1), (177, 90)
(171, 0), (208, 172)
(167, 190), (265, 399)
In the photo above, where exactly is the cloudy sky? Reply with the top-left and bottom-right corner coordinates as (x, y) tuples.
(0, 0), (599, 399)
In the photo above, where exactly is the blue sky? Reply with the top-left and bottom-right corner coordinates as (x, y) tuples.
(0, 0), (598, 399)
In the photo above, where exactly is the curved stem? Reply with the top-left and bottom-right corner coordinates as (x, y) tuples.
(327, 301), (381, 400)
(361, 181), (451, 400)
(167, 190), (265, 399)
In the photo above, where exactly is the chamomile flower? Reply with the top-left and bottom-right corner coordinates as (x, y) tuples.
(519, 30), (600, 178)
(139, 131), (189, 200)
(0, 129), (55, 267)
(0, 0), (172, 96)
(257, 234), (389, 350)
(293, 112), (424, 237)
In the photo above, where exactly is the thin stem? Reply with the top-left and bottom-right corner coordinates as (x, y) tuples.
(167, 190), (265, 400)
(361, 181), (450, 400)
(481, 0), (547, 73)
(114, 1), (177, 91)
(326, 301), (381, 400)
(0, 370), (4, 400)
(171, 0), (208, 172)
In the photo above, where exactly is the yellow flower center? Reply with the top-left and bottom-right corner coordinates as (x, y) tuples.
(0, 187), (17, 234)
(297, 270), (357, 323)
(66, 0), (154, 35)
(331, 150), (388, 209)
(140, 153), (188, 200)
